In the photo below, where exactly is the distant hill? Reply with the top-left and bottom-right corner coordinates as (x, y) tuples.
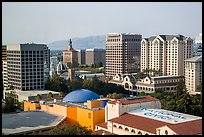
(48, 35), (106, 50)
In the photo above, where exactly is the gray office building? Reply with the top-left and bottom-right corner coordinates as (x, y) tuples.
(77, 49), (86, 65)
(85, 48), (105, 67)
(4, 44), (50, 91)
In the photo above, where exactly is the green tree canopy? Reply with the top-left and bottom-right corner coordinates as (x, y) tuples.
(48, 124), (92, 135)
(35, 94), (42, 101)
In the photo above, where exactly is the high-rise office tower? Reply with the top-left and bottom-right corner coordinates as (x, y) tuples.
(85, 48), (105, 67)
(4, 44), (50, 91)
(63, 39), (78, 68)
(184, 56), (202, 95)
(105, 33), (142, 77)
(141, 35), (193, 76)
(44, 45), (50, 82)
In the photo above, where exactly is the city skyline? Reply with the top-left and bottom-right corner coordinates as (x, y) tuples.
(2, 2), (202, 45)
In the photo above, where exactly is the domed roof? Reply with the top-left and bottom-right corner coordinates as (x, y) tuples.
(63, 89), (100, 103)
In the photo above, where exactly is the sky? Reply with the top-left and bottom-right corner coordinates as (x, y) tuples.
(2, 2), (202, 45)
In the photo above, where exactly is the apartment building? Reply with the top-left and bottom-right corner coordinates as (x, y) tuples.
(4, 44), (49, 91)
(105, 33), (142, 77)
(141, 35), (193, 76)
(85, 48), (105, 66)
(63, 39), (78, 68)
(184, 56), (202, 95)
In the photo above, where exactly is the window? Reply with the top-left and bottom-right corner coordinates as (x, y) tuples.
(165, 130), (168, 135)
(125, 128), (129, 131)
(119, 126), (123, 129)
(88, 113), (91, 119)
(138, 131), (142, 135)
(113, 124), (117, 128)
(131, 129), (136, 133)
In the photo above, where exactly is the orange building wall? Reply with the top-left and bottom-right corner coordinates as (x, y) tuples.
(87, 100), (101, 109)
(77, 107), (94, 130)
(92, 109), (105, 131)
(76, 107), (105, 131)
(24, 102), (40, 111)
(40, 104), (67, 116)
(66, 107), (78, 125)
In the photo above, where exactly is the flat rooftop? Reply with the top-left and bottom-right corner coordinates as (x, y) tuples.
(2, 110), (65, 135)
(4, 90), (60, 97)
(128, 108), (201, 124)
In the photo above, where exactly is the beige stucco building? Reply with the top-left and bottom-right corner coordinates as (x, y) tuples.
(136, 75), (184, 93)
(105, 33), (142, 77)
(108, 74), (137, 91)
(63, 39), (78, 68)
(141, 35), (193, 76)
(95, 96), (202, 135)
(109, 74), (183, 94)
(184, 56), (202, 95)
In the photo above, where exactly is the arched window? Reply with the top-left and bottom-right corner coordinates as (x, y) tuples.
(119, 126), (123, 129)
(165, 130), (168, 135)
(125, 83), (129, 88)
(145, 133), (149, 135)
(125, 127), (129, 131)
(138, 131), (142, 135)
(113, 124), (117, 128)
(131, 129), (136, 133)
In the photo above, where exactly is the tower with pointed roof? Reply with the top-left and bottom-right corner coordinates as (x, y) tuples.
(63, 38), (78, 68)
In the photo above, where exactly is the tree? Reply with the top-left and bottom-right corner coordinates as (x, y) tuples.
(35, 94), (42, 101)
(47, 92), (53, 99)
(2, 96), (18, 113)
(48, 124), (92, 135)
(176, 79), (186, 99)
(60, 92), (65, 97)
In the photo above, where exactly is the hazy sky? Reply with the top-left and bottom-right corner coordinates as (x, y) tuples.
(2, 2), (202, 45)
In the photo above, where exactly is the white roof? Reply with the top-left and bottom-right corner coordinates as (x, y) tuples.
(185, 56), (202, 62)
(128, 108), (202, 124)
(4, 90), (60, 97)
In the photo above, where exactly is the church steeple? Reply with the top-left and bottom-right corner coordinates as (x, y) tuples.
(68, 39), (73, 50)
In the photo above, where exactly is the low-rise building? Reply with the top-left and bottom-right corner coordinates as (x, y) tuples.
(104, 96), (161, 122)
(95, 96), (202, 135)
(96, 108), (202, 135)
(108, 74), (137, 91)
(109, 74), (183, 93)
(23, 89), (106, 131)
(79, 73), (105, 80)
(4, 90), (61, 102)
(136, 75), (184, 93)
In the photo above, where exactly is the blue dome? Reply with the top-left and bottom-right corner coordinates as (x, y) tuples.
(63, 89), (100, 103)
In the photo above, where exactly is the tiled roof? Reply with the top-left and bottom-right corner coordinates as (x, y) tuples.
(109, 113), (167, 134)
(92, 129), (116, 135)
(109, 113), (202, 135)
(108, 96), (159, 105)
(167, 119), (202, 135)
(96, 122), (108, 129)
